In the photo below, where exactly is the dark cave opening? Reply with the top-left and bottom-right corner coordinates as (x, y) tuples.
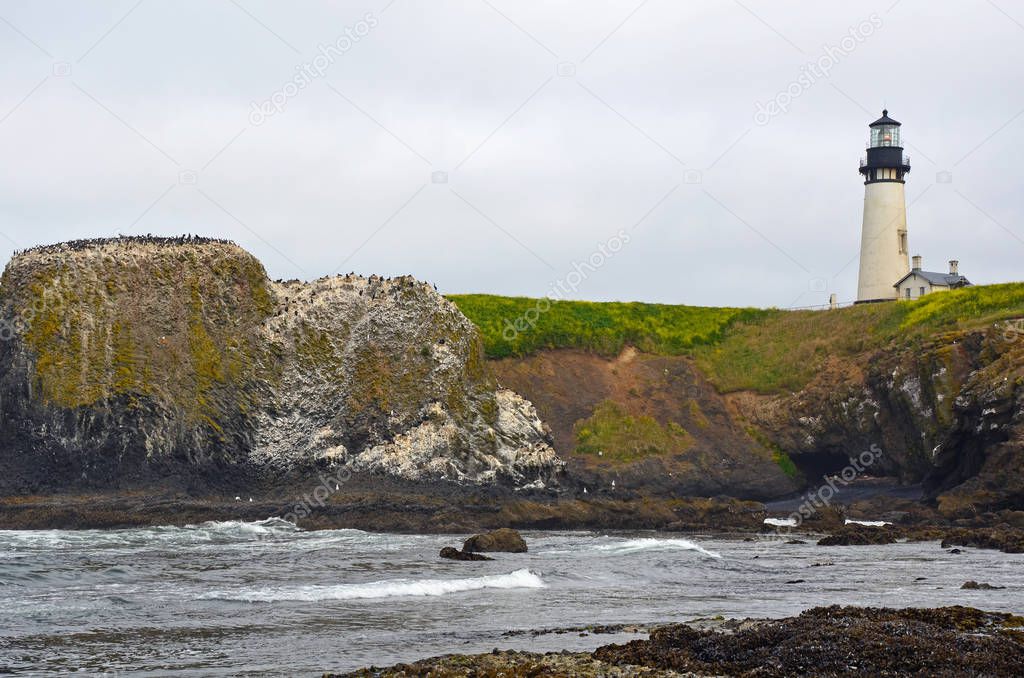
(793, 450), (869, 486)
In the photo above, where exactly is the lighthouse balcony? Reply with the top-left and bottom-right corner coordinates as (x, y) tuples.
(859, 150), (911, 178)
(860, 153), (910, 168)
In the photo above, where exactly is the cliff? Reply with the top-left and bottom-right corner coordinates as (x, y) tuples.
(2, 237), (1021, 519)
(0, 238), (561, 493)
(452, 287), (1024, 515)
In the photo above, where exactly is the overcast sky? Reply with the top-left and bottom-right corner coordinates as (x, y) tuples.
(1, 1), (1021, 308)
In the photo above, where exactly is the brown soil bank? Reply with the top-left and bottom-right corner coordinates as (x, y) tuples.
(335, 605), (1024, 677)
(491, 348), (797, 500)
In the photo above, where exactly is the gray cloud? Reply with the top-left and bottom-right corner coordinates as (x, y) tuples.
(0, 0), (1020, 308)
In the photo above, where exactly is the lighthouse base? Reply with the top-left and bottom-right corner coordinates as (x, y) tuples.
(853, 298), (899, 305)
(856, 181), (910, 303)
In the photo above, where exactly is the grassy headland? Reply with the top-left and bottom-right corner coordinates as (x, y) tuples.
(446, 294), (768, 358)
(450, 283), (1024, 394)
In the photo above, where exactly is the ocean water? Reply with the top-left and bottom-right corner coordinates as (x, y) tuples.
(1, 520), (1022, 676)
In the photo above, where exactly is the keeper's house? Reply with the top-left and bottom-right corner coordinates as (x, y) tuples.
(894, 256), (971, 300)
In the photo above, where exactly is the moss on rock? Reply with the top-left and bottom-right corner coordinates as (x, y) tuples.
(574, 400), (692, 462)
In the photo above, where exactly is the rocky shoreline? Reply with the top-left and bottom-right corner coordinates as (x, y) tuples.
(4, 484), (1024, 557)
(332, 605), (1024, 677)
(1, 238), (1022, 552)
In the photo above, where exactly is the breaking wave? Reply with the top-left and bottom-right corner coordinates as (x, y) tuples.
(0, 518), (307, 551)
(593, 538), (721, 559)
(199, 568), (545, 602)
(763, 517), (798, 527)
(181, 517), (302, 536)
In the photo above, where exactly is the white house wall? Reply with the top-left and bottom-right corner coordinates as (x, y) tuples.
(897, 272), (950, 300)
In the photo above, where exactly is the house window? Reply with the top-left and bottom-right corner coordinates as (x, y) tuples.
(919, 286), (925, 296)
(906, 288), (912, 299)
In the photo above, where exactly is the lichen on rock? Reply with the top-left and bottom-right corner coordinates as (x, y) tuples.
(0, 237), (561, 492)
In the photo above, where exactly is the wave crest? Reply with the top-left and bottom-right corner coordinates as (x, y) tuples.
(199, 568), (545, 602)
(594, 538), (721, 559)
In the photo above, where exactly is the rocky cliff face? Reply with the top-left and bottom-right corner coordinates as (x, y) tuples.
(486, 323), (1023, 512)
(0, 238), (561, 493)
(3, 237), (1018, 514)
(730, 324), (1024, 516)
(491, 348), (798, 501)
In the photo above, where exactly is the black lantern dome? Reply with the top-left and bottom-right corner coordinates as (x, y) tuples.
(859, 109), (911, 184)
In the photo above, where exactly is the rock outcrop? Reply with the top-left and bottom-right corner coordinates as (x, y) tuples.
(439, 546), (493, 561)
(335, 606), (1024, 678)
(941, 527), (1024, 554)
(592, 606), (1024, 678)
(961, 581), (1005, 590)
(462, 527), (528, 553)
(732, 324), (1024, 517)
(816, 525), (897, 546)
(0, 237), (562, 493)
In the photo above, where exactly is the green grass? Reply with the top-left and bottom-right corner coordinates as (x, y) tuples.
(747, 426), (802, 478)
(694, 282), (1024, 393)
(574, 400), (692, 462)
(447, 294), (769, 359)
(451, 283), (1024, 395)
(692, 303), (903, 393)
(899, 282), (1024, 331)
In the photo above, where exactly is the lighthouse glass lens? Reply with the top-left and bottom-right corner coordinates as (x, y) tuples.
(871, 125), (900, 147)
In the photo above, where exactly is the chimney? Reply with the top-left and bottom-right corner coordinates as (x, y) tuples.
(912, 255), (922, 271)
(949, 260), (959, 276)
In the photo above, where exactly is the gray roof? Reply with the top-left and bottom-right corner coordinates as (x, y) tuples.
(870, 109), (901, 127)
(894, 270), (971, 287)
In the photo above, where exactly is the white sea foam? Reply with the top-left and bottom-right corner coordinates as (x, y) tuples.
(764, 517), (798, 527)
(593, 538), (721, 559)
(183, 517), (302, 536)
(199, 568), (545, 602)
(844, 519), (891, 527)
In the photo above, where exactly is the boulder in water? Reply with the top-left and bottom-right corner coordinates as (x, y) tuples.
(463, 528), (528, 553)
(941, 528), (1024, 554)
(817, 525), (896, 546)
(439, 546), (493, 561)
(961, 581), (1005, 590)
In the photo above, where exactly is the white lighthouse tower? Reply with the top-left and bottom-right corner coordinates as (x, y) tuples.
(856, 110), (912, 303)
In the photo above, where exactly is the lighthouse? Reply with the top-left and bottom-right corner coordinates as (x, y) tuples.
(856, 110), (912, 303)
